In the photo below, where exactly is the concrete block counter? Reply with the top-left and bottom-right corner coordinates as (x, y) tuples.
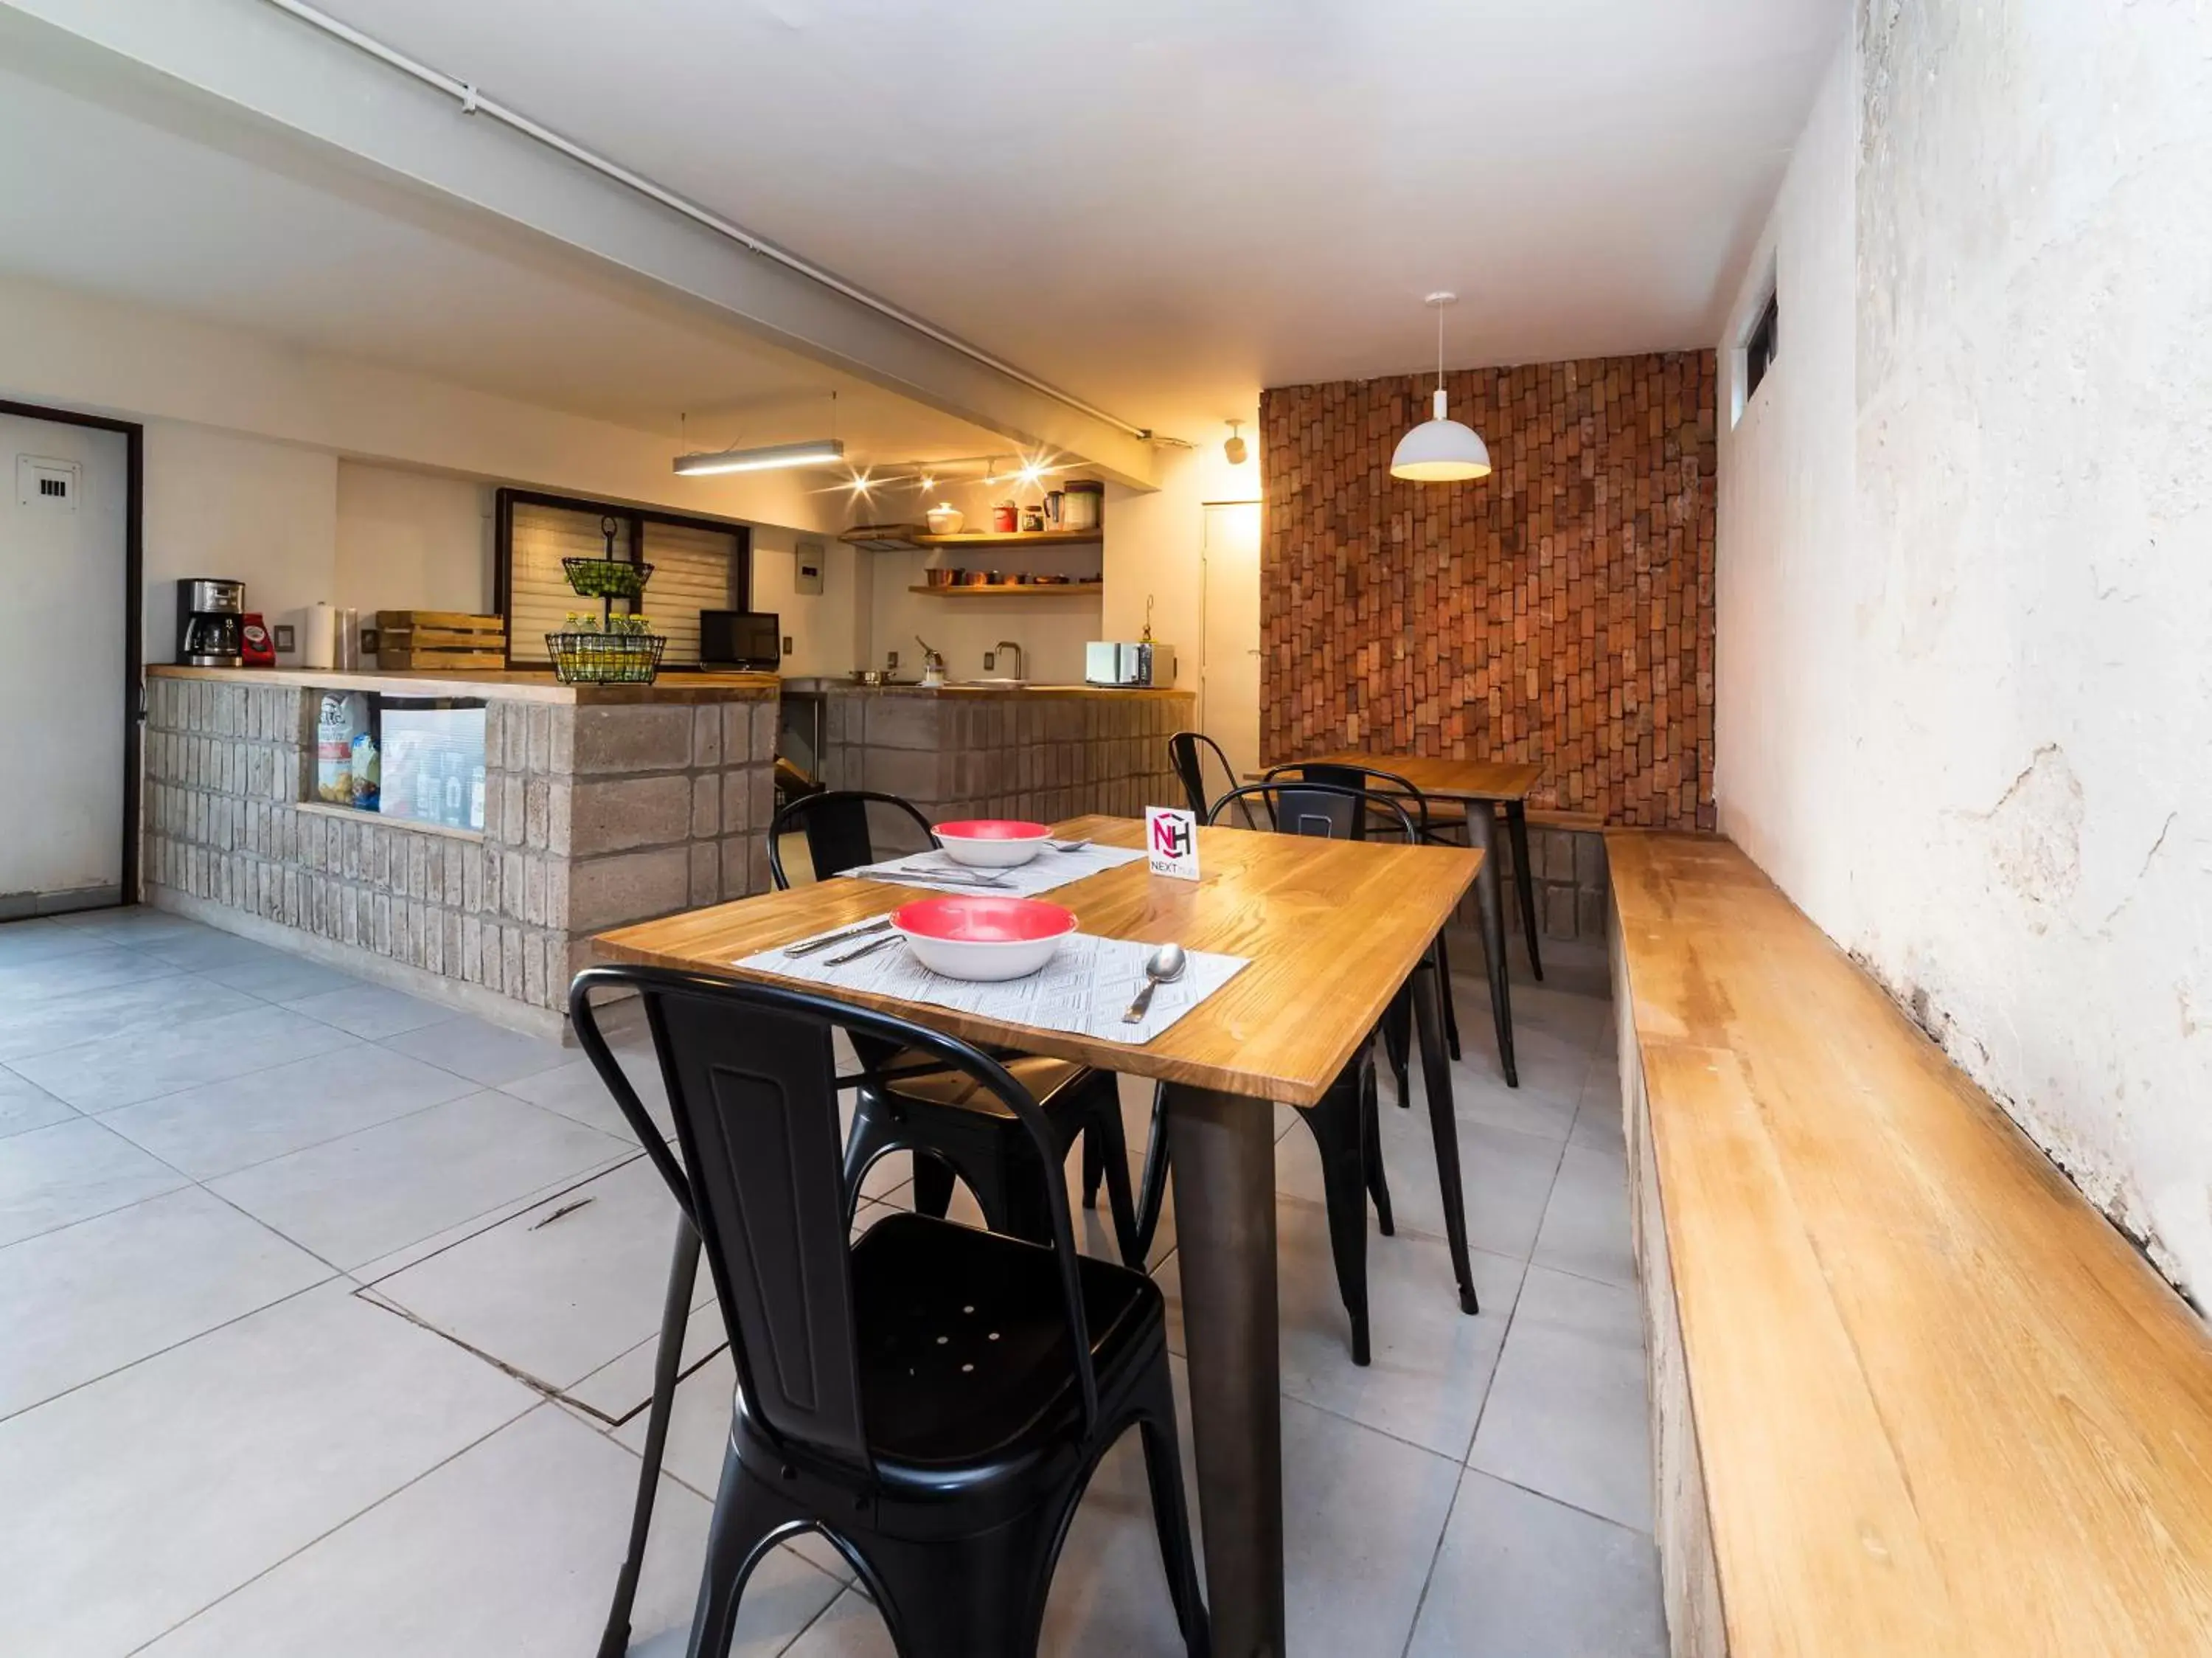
(143, 665), (779, 1039)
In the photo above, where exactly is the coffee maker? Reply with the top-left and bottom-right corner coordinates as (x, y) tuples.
(176, 578), (246, 667)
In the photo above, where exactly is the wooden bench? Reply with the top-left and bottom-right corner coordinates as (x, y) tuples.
(1607, 830), (2212, 1655)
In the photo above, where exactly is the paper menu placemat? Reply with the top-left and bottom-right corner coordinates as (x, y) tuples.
(740, 927), (1248, 1047)
(838, 842), (1146, 897)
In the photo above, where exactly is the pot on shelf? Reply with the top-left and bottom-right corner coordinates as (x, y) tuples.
(925, 503), (964, 536)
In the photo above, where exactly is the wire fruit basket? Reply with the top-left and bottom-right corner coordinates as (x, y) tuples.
(546, 627), (667, 684)
(546, 516), (669, 684)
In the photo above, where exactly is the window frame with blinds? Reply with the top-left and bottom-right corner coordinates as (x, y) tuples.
(492, 487), (751, 671)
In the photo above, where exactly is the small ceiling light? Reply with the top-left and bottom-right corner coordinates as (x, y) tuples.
(1390, 293), (1491, 483)
(1017, 456), (1046, 488)
(917, 474), (936, 493)
(1223, 420), (1248, 465)
(673, 437), (846, 476)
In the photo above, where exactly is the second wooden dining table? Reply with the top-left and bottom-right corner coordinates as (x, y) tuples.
(597, 811), (1485, 1658)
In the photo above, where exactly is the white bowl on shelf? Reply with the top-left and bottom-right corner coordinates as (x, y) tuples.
(933, 819), (1052, 868)
(925, 504), (964, 535)
(893, 895), (1077, 981)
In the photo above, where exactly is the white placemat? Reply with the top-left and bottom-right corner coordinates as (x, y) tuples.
(838, 842), (1146, 897)
(740, 927), (1248, 1046)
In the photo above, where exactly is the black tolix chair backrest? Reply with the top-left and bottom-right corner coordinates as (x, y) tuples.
(768, 789), (935, 890)
(569, 965), (1101, 1474)
(1265, 762), (1431, 843)
(1208, 780), (1417, 846)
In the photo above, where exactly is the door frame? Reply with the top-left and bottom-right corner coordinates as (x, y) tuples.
(1197, 496), (1262, 767)
(1, 398), (146, 906)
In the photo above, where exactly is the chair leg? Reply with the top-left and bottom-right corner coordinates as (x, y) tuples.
(1433, 930), (1463, 1061)
(1083, 1081), (1146, 1267)
(1360, 1055), (1394, 1237)
(910, 1154), (957, 1219)
(1504, 799), (1544, 982)
(1133, 1081), (1172, 1260)
(1411, 948), (1480, 1317)
(1081, 1131), (1105, 1211)
(685, 1444), (810, 1658)
(1382, 986), (1413, 1107)
(600, 1216), (700, 1658)
(1295, 1065), (1374, 1365)
(1137, 1365), (1214, 1656)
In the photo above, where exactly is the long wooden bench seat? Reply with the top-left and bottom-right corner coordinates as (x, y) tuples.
(1607, 831), (2212, 1656)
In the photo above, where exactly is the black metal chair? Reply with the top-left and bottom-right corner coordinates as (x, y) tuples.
(1166, 730), (1260, 828)
(768, 789), (1141, 1266)
(573, 967), (1208, 1658)
(1130, 781), (1480, 1367)
(1263, 760), (1520, 1090)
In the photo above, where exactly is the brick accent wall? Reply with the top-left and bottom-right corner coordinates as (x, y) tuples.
(143, 676), (776, 1028)
(1261, 352), (1717, 829)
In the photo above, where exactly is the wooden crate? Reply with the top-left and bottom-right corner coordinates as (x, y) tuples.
(375, 611), (508, 672)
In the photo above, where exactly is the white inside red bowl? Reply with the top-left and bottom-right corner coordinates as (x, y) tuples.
(892, 895), (1077, 980)
(932, 818), (1053, 868)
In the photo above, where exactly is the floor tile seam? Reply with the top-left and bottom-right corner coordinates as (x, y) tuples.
(577, 1339), (732, 1433)
(1461, 1466), (1661, 1539)
(114, 1397), (545, 1657)
(1396, 1453), (1470, 1658)
(102, 1087), (493, 1188)
(344, 1146), (650, 1288)
(0, 1271), (341, 1428)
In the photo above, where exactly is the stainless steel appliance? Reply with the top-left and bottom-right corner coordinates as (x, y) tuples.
(700, 610), (781, 671)
(176, 577), (246, 667)
(1084, 640), (1174, 688)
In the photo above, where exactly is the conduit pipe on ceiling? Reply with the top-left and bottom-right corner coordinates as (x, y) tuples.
(260, 0), (1155, 443)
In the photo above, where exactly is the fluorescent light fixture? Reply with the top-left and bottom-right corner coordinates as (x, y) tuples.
(672, 438), (845, 476)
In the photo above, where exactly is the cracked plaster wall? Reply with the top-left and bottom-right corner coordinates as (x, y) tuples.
(1717, 4), (2212, 1306)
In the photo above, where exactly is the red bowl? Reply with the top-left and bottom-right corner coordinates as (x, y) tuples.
(893, 895), (1077, 980)
(932, 818), (1053, 868)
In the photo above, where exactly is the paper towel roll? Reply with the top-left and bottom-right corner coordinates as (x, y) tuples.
(300, 603), (335, 670)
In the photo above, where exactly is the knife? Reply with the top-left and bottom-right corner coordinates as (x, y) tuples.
(784, 916), (894, 958)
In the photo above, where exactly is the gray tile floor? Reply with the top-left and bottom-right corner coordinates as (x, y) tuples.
(0, 906), (1663, 1656)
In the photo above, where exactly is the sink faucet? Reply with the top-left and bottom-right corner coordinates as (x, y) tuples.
(993, 639), (1025, 682)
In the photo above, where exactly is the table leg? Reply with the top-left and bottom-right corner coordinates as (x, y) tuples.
(1502, 799), (1544, 982)
(1467, 808), (1520, 1088)
(1166, 1082), (1284, 1658)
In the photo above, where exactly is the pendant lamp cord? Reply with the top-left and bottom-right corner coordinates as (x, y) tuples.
(1436, 301), (1445, 392)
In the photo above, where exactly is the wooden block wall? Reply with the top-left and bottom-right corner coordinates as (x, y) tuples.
(1261, 352), (1717, 829)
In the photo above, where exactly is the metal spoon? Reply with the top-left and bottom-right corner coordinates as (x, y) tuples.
(1046, 837), (1093, 853)
(1122, 943), (1189, 1024)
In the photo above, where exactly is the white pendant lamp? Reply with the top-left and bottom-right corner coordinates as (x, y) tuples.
(1390, 292), (1492, 482)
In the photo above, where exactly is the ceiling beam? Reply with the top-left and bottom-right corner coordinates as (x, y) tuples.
(0, 0), (1160, 486)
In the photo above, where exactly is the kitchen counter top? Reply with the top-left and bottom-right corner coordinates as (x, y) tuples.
(150, 664), (779, 704)
(780, 677), (1189, 698)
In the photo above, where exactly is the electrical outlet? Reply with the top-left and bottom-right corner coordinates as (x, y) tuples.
(984, 651), (996, 671)
(273, 624), (296, 652)
(361, 628), (380, 656)
(886, 651), (899, 670)
(782, 635), (793, 654)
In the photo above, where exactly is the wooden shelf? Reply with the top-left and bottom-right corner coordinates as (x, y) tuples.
(840, 524), (1104, 552)
(908, 581), (1104, 598)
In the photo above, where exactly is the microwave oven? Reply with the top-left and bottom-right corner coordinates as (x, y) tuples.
(700, 610), (781, 671)
(1085, 641), (1175, 688)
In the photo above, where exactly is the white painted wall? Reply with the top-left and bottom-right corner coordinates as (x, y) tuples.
(1103, 410), (1261, 696)
(0, 412), (128, 906)
(145, 424), (336, 659)
(1717, 10), (2212, 1307)
(749, 524), (863, 678)
(334, 462), (491, 619)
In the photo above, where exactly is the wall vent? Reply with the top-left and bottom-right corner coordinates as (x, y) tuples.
(17, 456), (80, 511)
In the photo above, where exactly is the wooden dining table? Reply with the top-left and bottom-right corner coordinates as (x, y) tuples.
(596, 811), (1484, 1658)
(1256, 753), (1545, 1087)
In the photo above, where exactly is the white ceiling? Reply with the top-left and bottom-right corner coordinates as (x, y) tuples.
(1, 0), (1845, 459)
(321, 0), (1846, 434)
(0, 46), (1016, 466)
